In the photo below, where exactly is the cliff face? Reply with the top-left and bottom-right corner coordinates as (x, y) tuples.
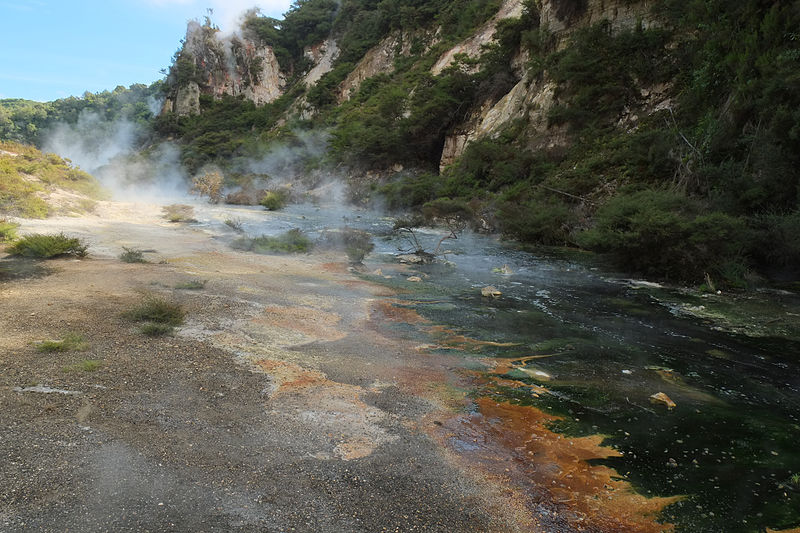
(438, 0), (662, 170)
(163, 21), (287, 116)
(431, 0), (525, 75)
(161, 0), (660, 160)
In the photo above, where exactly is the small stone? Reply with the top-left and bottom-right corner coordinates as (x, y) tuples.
(649, 392), (677, 409)
(407, 276), (422, 283)
(481, 286), (501, 298)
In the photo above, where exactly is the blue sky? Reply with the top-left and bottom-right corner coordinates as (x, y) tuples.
(0, 0), (293, 102)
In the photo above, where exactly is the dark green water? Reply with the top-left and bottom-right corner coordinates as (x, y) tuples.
(369, 235), (800, 533)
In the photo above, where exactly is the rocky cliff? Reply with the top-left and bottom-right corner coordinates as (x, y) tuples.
(437, 0), (661, 170)
(162, 20), (287, 116)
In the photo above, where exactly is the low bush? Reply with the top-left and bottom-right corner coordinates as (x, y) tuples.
(124, 294), (185, 336)
(231, 228), (312, 254)
(0, 219), (19, 242)
(499, 199), (576, 245)
(318, 227), (375, 264)
(139, 323), (175, 336)
(224, 218), (244, 232)
(8, 233), (88, 259)
(577, 189), (751, 284)
(119, 247), (148, 263)
(259, 188), (291, 211)
(191, 170), (224, 204)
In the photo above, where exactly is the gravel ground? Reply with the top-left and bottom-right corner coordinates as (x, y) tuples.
(0, 205), (538, 533)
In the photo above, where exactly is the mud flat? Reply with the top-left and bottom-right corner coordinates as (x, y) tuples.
(1, 201), (676, 532)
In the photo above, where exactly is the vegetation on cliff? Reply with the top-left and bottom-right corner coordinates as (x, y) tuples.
(1, 0), (798, 287)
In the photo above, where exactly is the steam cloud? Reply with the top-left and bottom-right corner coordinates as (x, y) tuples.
(43, 109), (190, 202)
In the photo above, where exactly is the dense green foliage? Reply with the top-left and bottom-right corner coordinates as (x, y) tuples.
(378, 0), (800, 284)
(0, 84), (161, 146)
(8, 233), (88, 259)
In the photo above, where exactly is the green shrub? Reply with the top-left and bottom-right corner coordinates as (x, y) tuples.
(0, 219), (19, 242)
(8, 233), (88, 259)
(232, 228), (313, 254)
(259, 188), (291, 211)
(124, 294), (185, 331)
(380, 173), (442, 210)
(499, 199), (576, 245)
(119, 247), (148, 263)
(577, 189), (751, 283)
(36, 333), (89, 353)
(318, 227), (375, 264)
(749, 211), (800, 271)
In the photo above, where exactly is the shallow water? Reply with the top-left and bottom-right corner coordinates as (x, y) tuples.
(199, 203), (800, 532)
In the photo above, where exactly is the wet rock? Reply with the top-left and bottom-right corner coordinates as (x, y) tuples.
(407, 276), (423, 283)
(396, 252), (435, 264)
(649, 392), (676, 409)
(481, 286), (502, 298)
(492, 264), (513, 275)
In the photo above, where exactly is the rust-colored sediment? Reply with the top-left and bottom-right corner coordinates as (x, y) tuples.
(491, 355), (558, 375)
(425, 325), (522, 349)
(433, 397), (679, 533)
(375, 300), (429, 324)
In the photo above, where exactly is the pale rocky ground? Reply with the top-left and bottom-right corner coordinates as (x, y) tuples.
(0, 201), (675, 532)
(0, 201), (539, 532)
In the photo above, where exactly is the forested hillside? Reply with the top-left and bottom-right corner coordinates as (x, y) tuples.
(2, 0), (799, 287)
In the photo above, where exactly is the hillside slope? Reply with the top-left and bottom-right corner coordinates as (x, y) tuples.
(0, 142), (105, 218)
(2, 0), (798, 286)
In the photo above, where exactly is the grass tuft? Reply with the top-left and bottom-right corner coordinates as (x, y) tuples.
(119, 246), (148, 263)
(64, 359), (103, 372)
(8, 233), (88, 259)
(175, 279), (206, 290)
(36, 333), (89, 353)
(224, 218), (244, 232)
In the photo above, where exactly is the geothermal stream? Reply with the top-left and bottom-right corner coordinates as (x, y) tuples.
(2, 199), (800, 532)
